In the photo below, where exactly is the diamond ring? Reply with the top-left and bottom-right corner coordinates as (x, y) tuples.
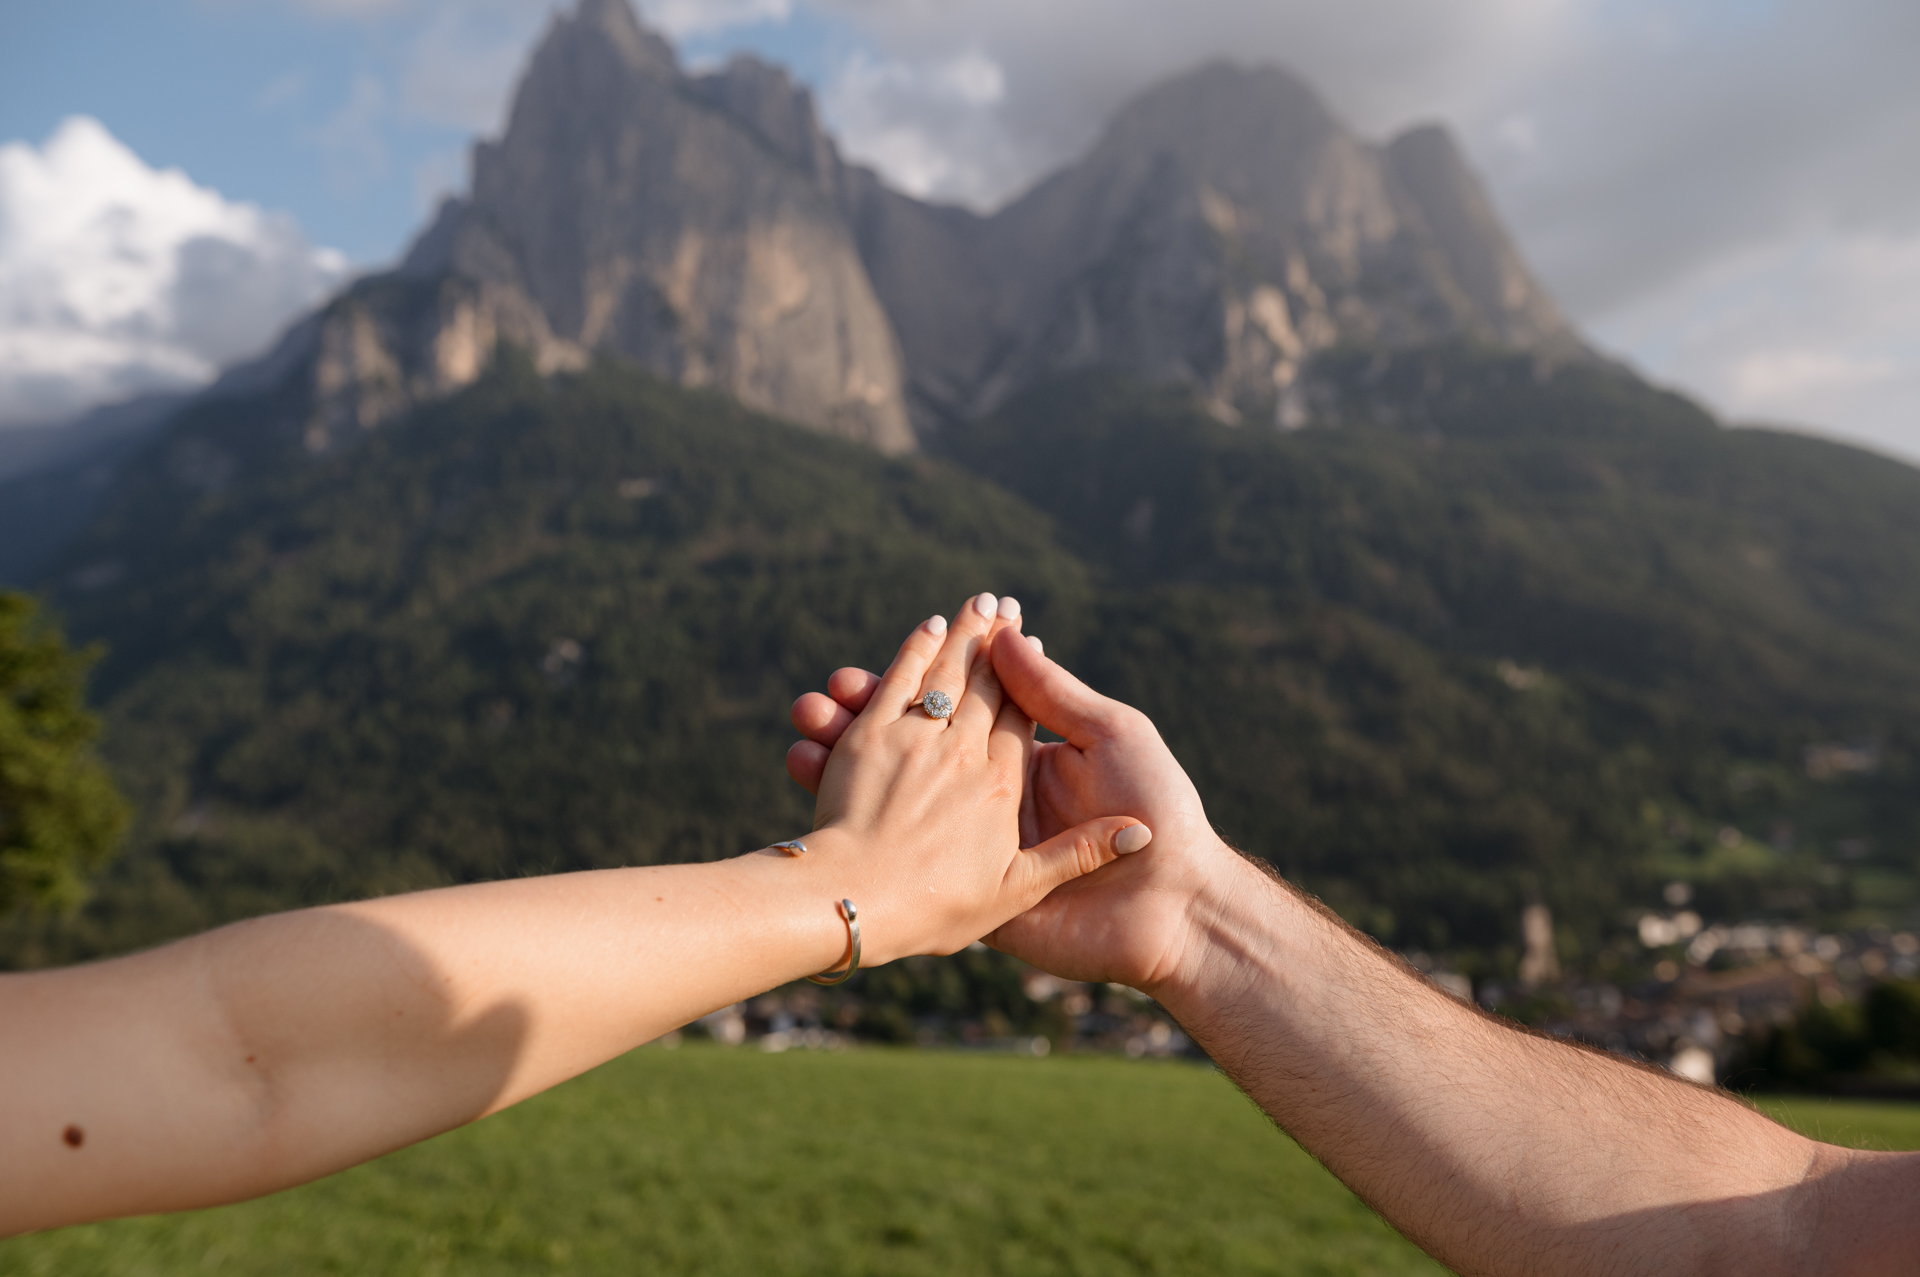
(913, 690), (955, 719)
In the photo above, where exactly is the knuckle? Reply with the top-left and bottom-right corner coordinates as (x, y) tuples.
(1073, 830), (1106, 875)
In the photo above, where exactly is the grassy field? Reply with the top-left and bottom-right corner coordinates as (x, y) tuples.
(4, 1047), (1917, 1277)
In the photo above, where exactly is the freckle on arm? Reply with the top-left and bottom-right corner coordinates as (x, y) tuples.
(62, 1125), (85, 1148)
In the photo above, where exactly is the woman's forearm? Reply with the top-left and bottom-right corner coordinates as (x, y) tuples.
(1, 846), (859, 1235)
(4, 597), (1126, 1238)
(1147, 848), (1901, 1277)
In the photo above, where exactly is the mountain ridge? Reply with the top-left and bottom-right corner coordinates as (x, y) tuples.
(35, 3), (1582, 475)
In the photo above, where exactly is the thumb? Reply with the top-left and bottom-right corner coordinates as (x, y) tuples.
(1010, 816), (1153, 904)
(991, 628), (1130, 749)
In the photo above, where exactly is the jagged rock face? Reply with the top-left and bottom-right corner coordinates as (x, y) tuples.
(301, 275), (584, 453)
(1382, 125), (1571, 352)
(876, 62), (1582, 424)
(207, 270), (583, 458)
(187, 4), (1585, 460)
(413, 0), (915, 453)
(677, 54), (1005, 428)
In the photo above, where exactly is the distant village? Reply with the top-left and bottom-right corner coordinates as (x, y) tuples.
(678, 740), (1915, 1094)
(672, 912), (1916, 1101)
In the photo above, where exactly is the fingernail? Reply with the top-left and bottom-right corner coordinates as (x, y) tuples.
(926, 615), (947, 635)
(1026, 635), (1043, 654)
(973, 592), (997, 619)
(997, 596), (1021, 620)
(1115, 825), (1153, 855)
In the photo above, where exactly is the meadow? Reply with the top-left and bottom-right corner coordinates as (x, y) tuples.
(5, 1045), (1916, 1277)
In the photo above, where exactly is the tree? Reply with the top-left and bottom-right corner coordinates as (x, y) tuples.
(0, 591), (128, 912)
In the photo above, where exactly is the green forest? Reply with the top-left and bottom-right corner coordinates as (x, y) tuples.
(3, 347), (1916, 991)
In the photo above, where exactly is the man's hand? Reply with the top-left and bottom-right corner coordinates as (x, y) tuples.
(788, 627), (1239, 991)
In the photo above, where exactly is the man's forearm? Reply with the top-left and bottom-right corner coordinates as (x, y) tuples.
(1147, 846), (1911, 1276)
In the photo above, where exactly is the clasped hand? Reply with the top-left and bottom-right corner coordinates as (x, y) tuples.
(784, 593), (1237, 995)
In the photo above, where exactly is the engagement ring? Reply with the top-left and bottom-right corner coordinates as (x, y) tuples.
(913, 690), (955, 719)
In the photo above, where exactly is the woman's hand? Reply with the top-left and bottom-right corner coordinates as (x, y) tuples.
(788, 626), (1235, 992)
(789, 594), (1150, 967)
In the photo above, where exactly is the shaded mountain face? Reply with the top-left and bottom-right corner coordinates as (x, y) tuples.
(873, 63), (1582, 425)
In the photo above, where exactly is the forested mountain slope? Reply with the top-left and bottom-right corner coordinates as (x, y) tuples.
(3, 358), (1087, 963)
(7, 353), (1916, 974)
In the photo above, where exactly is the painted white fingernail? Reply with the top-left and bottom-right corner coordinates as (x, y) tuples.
(926, 615), (947, 635)
(973, 592), (997, 618)
(997, 596), (1021, 620)
(1115, 825), (1153, 855)
(1026, 635), (1043, 654)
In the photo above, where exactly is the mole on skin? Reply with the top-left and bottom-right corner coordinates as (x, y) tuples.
(62, 1125), (85, 1148)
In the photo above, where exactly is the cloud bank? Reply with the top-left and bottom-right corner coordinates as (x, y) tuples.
(0, 117), (350, 428)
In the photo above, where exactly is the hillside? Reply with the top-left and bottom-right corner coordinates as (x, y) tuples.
(950, 352), (1920, 952)
(3, 357), (1092, 964)
(7, 353), (1917, 980)
(952, 348), (1920, 722)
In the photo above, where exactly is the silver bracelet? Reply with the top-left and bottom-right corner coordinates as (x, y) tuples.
(806, 899), (860, 986)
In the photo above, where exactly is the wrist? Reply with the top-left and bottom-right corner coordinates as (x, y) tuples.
(1140, 840), (1302, 1019)
(723, 830), (877, 978)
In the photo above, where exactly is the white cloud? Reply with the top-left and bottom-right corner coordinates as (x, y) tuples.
(0, 116), (349, 428)
(810, 0), (1570, 209)
(645, 0), (791, 40)
(822, 49), (1016, 200)
(1593, 229), (1920, 462)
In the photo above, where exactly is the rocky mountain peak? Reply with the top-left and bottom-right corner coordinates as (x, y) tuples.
(916, 60), (1581, 423)
(287, 0), (915, 457)
(690, 56), (840, 189)
(1093, 61), (1349, 192)
(180, 6), (1585, 464)
(1382, 124), (1571, 351)
(568, 0), (679, 79)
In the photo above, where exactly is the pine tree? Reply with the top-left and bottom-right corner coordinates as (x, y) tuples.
(0, 592), (127, 912)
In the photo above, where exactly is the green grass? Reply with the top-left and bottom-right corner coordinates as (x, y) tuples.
(9, 1048), (1920, 1277)
(3, 1046), (1442, 1277)
(1756, 1096), (1920, 1152)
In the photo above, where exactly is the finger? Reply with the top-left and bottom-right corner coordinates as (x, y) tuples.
(870, 613), (951, 719)
(991, 626), (1135, 749)
(786, 739), (829, 794)
(826, 667), (882, 714)
(1008, 817), (1152, 907)
(791, 691), (856, 747)
(951, 597), (1024, 735)
(988, 629), (1038, 763)
(913, 592), (1000, 723)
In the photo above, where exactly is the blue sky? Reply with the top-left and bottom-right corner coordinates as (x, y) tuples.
(0, 2), (866, 265)
(3, 1), (1916, 460)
